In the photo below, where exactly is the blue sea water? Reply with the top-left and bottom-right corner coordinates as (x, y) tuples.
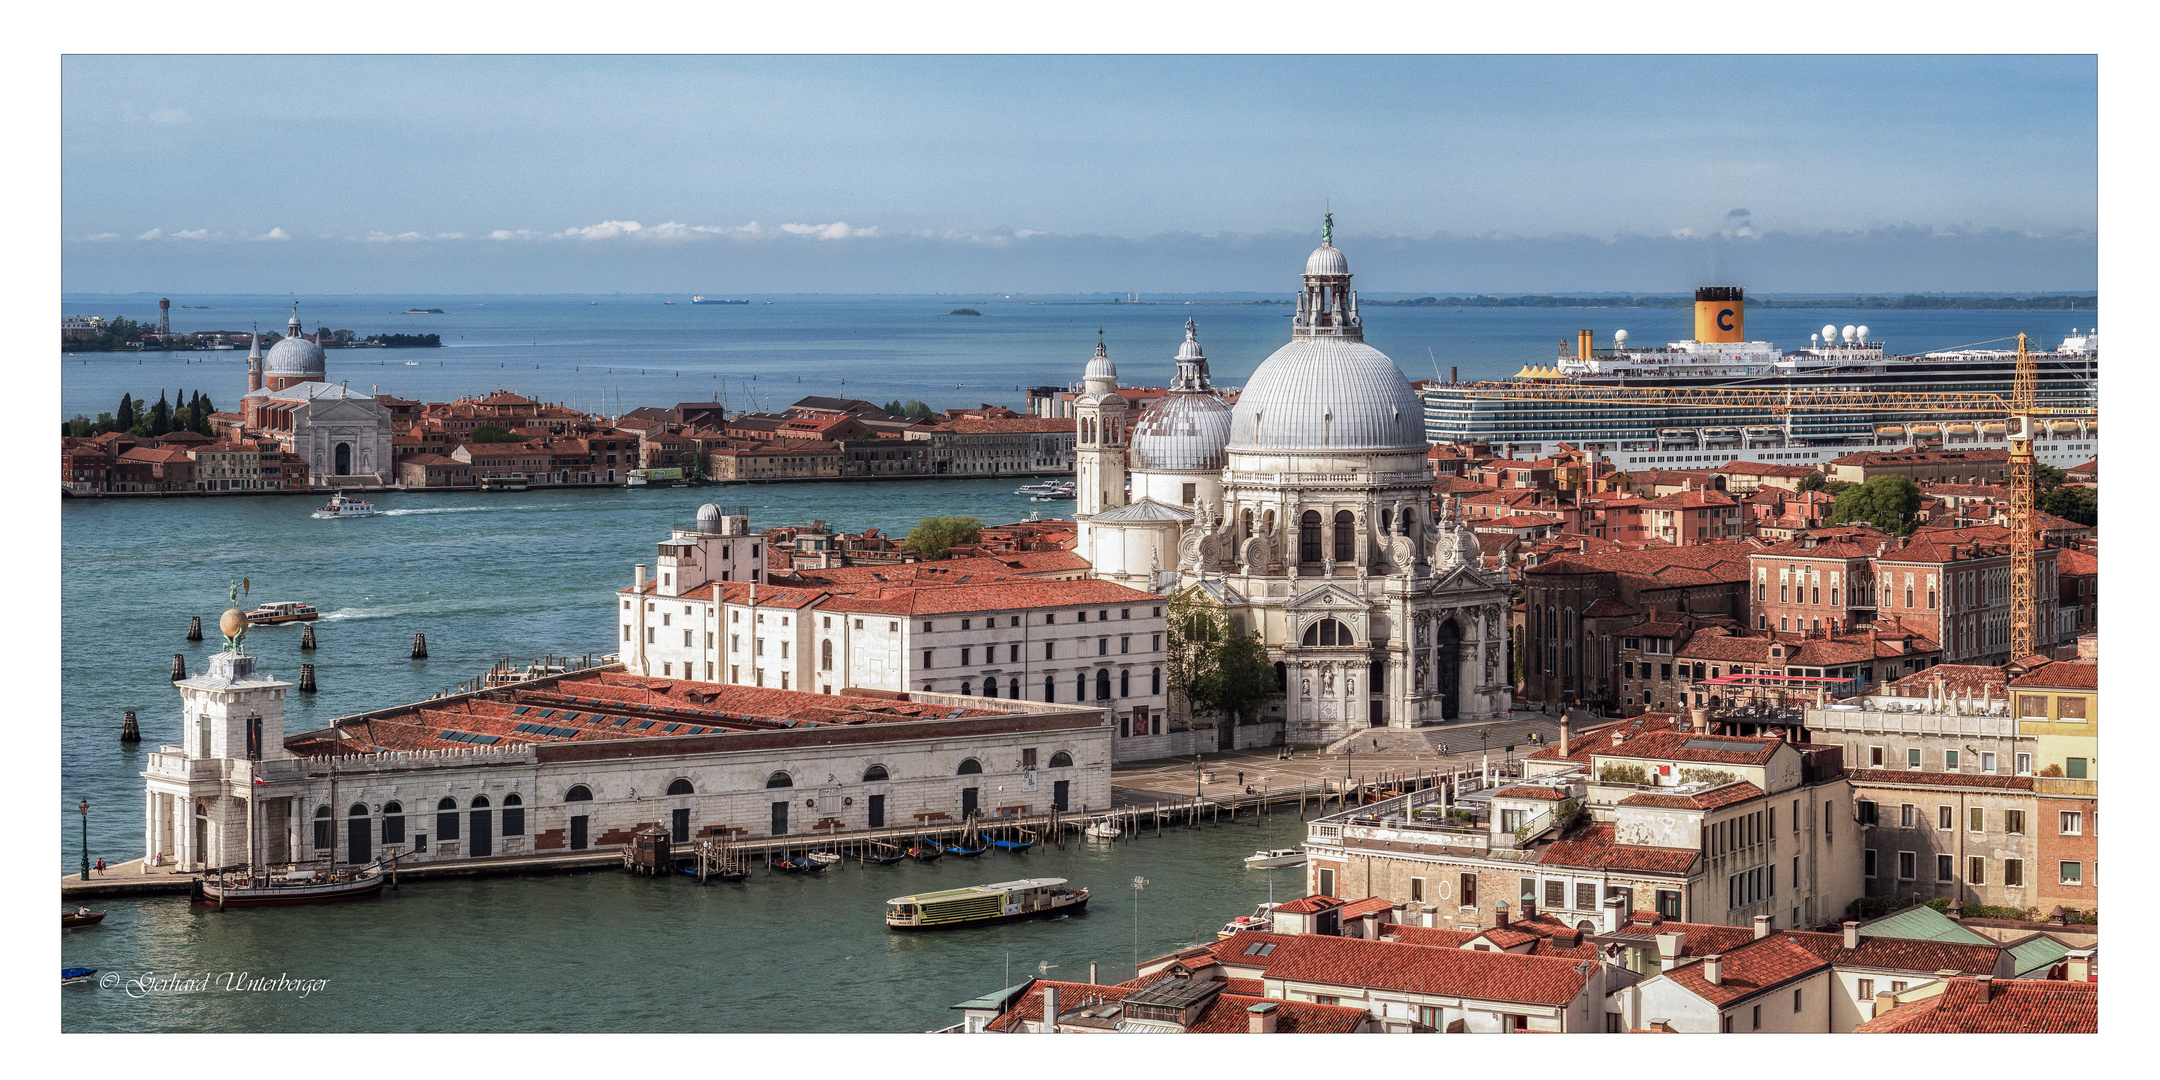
(58, 293), (2095, 423)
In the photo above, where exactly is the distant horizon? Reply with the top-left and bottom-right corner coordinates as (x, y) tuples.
(60, 288), (2102, 300)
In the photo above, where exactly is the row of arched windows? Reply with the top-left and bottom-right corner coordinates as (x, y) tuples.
(763, 754), (1073, 791)
(941, 668), (1161, 703)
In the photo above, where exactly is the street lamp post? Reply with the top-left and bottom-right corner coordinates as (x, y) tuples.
(78, 799), (90, 880)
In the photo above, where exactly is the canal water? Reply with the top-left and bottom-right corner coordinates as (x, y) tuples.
(62, 817), (1312, 1032)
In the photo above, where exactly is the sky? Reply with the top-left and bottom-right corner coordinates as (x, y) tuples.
(61, 54), (2098, 295)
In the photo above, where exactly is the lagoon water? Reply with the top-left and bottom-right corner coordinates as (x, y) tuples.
(56, 293), (2094, 1031)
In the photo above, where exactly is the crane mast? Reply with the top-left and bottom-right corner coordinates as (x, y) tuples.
(2008, 332), (2037, 660)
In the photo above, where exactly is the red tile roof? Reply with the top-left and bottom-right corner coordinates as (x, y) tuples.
(983, 979), (1368, 1033)
(1853, 977), (2095, 1033)
(1376, 923), (1476, 948)
(1262, 935), (1598, 1007)
(1596, 730), (1783, 765)
(1273, 895), (1345, 915)
(1661, 935), (1825, 1005)
(1847, 770), (2036, 791)
(2009, 659), (2097, 690)
(1495, 785), (1574, 801)
(1538, 822), (1699, 874)
(1618, 781), (1764, 810)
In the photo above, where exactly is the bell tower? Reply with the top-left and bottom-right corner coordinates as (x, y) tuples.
(1074, 331), (1128, 540)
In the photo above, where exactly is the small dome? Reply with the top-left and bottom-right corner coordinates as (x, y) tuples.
(1305, 243), (1349, 277)
(697, 503), (722, 521)
(1131, 392), (1233, 472)
(1084, 336), (1117, 381)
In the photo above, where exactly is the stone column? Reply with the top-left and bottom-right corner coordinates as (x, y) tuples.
(143, 790), (156, 868)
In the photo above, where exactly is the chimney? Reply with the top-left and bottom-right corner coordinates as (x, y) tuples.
(1041, 985), (1058, 1033)
(2065, 950), (2092, 983)
(634, 563), (646, 590)
(1522, 896), (1538, 923)
(1656, 931), (1684, 971)
(1494, 901), (1510, 929)
(1249, 1001), (1280, 1034)
(1558, 723), (1570, 758)
(1703, 954), (1723, 986)
(1422, 904), (1439, 929)
(1753, 914), (1772, 940)
(1602, 895), (1624, 935)
(1449, 365), (1458, 385)
(1690, 706), (1710, 734)
(1873, 991), (1897, 1018)
(1842, 921), (1861, 950)
(1612, 730), (1626, 746)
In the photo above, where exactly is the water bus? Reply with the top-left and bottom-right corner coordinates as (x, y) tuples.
(245, 602), (318, 625)
(310, 492), (378, 519)
(885, 877), (1089, 930)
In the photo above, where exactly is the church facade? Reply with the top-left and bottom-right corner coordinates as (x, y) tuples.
(1075, 221), (1512, 744)
(239, 305), (396, 484)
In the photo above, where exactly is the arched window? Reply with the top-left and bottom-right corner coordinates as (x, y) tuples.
(1048, 751), (1074, 768)
(1076, 672), (1086, 699)
(471, 794), (490, 809)
(766, 772), (794, 789)
(863, 765), (889, 782)
(820, 639), (833, 671)
(1096, 668), (1112, 700)
(1334, 510), (1355, 562)
(957, 758), (983, 776)
(436, 797), (460, 842)
(1008, 677), (1020, 698)
(382, 801), (405, 844)
(1241, 507), (1254, 541)
(1379, 507), (1391, 533)
(982, 678), (998, 698)
(1300, 510), (1323, 562)
(961, 680), (973, 696)
(313, 805), (331, 850)
(502, 793), (524, 837)
(667, 778), (694, 796)
(1044, 674), (1056, 702)
(350, 802), (369, 817)
(564, 785), (593, 802)
(1302, 618), (1352, 647)
(1119, 668), (1130, 697)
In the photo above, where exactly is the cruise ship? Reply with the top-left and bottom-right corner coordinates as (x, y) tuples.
(1419, 287), (2098, 470)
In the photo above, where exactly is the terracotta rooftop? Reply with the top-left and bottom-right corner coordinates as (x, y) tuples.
(1537, 822), (1699, 874)
(1593, 730), (1784, 766)
(2009, 658), (2097, 690)
(1853, 977), (2095, 1033)
(1847, 770), (2036, 791)
(1618, 781), (1765, 811)
(1262, 935), (1599, 1007)
(982, 978), (1368, 1034)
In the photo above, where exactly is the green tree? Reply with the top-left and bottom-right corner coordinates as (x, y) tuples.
(1828, 474), (1924, 535)
(2039, 485), (2096, 527)
(194, 393), (217, 434)
(115, 393), (135, 433)
(1820, 479), (1856, 498)
(2033, 463), (2066, 492)
(468, 424), (524, 443)
(902, 515), (982, 558)
(149, 391), (171, 436)
(1165, 590), (1280, 728)
(1798, 471), (1827, 493)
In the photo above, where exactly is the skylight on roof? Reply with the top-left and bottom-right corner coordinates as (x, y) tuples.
(1682, 738), (1764, 753)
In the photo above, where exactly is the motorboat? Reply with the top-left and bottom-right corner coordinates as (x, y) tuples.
(310, 492), (378, 519)
(885, 878), (1089, 930)
(62, 968), (97, 985)
(805, 852), (842, 868)
(1217, 902), (1282, 939)
(63, 908), (106, 929)
(245, 602), (319, 625)
(1083, 819), (1119, 840)
(1244, 847), (1307, 869)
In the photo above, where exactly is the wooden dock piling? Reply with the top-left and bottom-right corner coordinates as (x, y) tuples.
(411, 633), (428, 659)
(186, 615), (202, 641)
(170, 654), (186, 681)
(300, 624), (316, 651)
(120, 710), (140, 743)
(298, 663), (317, 693)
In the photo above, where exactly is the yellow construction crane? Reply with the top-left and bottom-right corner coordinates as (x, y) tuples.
(2009, 333), (2038, 660)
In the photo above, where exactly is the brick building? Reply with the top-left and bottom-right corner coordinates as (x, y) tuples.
(1519, 543), (1755, 707)
(1826, 448), (2007, 486)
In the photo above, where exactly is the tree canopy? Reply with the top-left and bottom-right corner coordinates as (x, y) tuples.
(468, 424), (525, 443)
(1165, 591), (1279, 724)
(1828, 474), (1924, 535)
(882, 399), (936, 420)
(2039, 485), (2096, 527)
(902, 515), (982, 559)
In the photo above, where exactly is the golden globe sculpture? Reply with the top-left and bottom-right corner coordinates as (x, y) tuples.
(219, 608), (248, 652)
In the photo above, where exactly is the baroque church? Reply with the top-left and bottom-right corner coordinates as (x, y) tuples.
(239, 304), (396, 484)
(1075, 220), (1511, 742)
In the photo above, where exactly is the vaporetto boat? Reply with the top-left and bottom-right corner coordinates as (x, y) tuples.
(884, 877), (1089, 930)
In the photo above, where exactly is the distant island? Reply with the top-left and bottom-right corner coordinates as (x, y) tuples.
(945, 308), (984, 316)
(404, 308), (446, 314)
(1367, 294), (2096, 310)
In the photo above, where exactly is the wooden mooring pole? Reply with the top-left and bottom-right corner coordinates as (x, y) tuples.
(186, 616), (202, 641)
(411, 633), (428, 659)
(300, 624), (316, 651)
(298, 663), (317, 693)
(120, 710), (141, 743)
(170, 654), (187, 681)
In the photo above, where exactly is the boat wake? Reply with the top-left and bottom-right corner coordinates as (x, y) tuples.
(377, 506), (492, 516)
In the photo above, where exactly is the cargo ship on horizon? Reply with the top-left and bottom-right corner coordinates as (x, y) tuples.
(1419, 286), (2098, 470)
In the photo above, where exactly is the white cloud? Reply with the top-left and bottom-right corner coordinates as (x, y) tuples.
(171, 228), (213, 240)
(779, 221), (877, 240)
(436, 232), (466, 240)
(150, 107), (191, 124)
(364, 230), (428, 243)
(84, 232), (120, 242)
(558, 219), (643, 240)
(488, 229), (531, 240)
(136, 228), (162, 240)
(253, 227), (291, 241)
(1013, 229), (1044, 240)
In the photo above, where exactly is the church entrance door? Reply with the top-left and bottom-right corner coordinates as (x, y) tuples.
(334, 442), (352, 475)
(1436, 620), (1462, 721)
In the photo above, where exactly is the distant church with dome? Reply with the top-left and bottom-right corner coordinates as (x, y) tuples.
(1075, 218), (1511, 742)
(238, 304), (395, 484)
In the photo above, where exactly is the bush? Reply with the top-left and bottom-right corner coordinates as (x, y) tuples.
(1597, 763), (1651, 786)
(469, 425), (524, 443)
(902, 515), (982, 559)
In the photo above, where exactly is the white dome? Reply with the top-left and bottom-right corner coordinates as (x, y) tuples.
(264, 334), (326, 378)
(1083, 337), (1116, 381)
(1305, 243), (1350, 277)
(1131, 391), (1232, 472)
(1227, 337), (1425, 452)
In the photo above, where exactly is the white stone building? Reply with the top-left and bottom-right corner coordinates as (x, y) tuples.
(240, 305), (396, 484)
(1077, 220), (1513, 742)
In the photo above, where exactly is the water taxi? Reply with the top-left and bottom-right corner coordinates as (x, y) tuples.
(245, 602), (319, 625)
(885, 877), (1089, 930)
(1216, 902), (1282, 939)
(1244, 848), (1307, 869)
(310, 492), (378, 519)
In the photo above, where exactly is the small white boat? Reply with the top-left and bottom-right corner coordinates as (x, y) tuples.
(1244, 848), (1306, 869)
(805, 852), (842, 868)
(1084, 819), (1119, 840)
(311, 492), (378, 519)
(404, 360), (420, 366)
(245, 601), (319, 625)
(1216, 902), (1281, 939)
